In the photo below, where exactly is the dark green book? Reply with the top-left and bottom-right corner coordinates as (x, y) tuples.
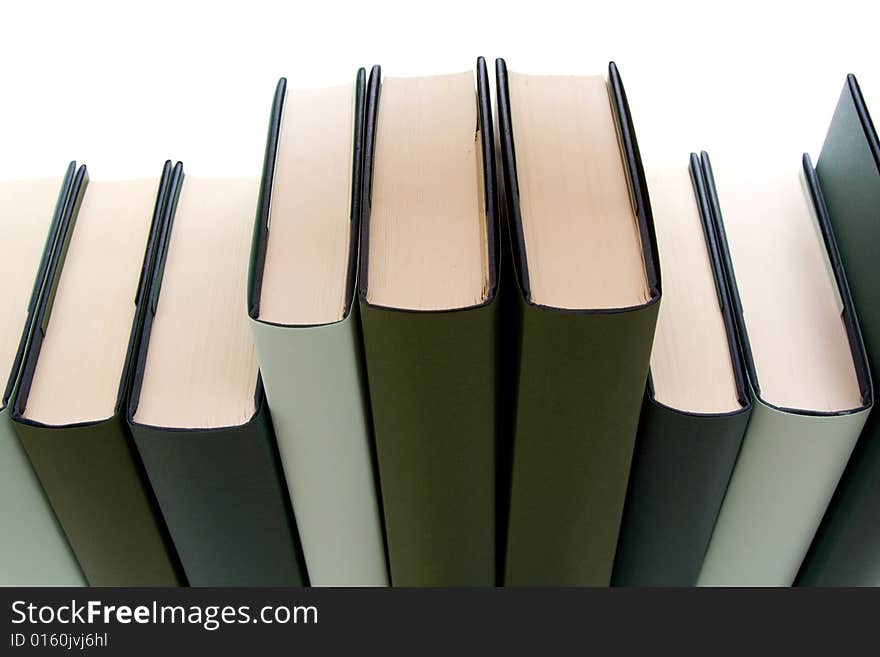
(358, 58), (499, 586)
(798, 75), (880, 586)
(127, 164), (306, 587)
(12, 162), (182, 586)
(496, 59), (661, 586)
(612, 155), (751, 587)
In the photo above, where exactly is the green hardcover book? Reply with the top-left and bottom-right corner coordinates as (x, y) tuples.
(697, 151), (872, 587)
(0, 164), (84, 585)
(358, 58), (499, 586)
(612, 156), (751, 587)
(247, 72), (388, 586)
(496, 59), (661, 586)
(12, 162), (182, 586)
(128, 165), (306, 587)
(798, 75), (880, 586)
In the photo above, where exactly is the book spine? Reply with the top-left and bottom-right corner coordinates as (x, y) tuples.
(361, 302), (497, 586)
(130, 401), (306, 586)
(14, 415), (181, 586)
(612, 398), (748, 586)
(504, 300), (658, 586)
(250, 311), (388, 586)
(698, 399), (867, 586)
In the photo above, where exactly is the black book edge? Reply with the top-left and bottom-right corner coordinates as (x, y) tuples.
(641, 154), (751, 419)
(494, 57), (661, 316)
(358, 56), (500, 315)
(700, 151), (872, 417)
(12, 162), (173, 427)
(2, 162), (77, 410)
(126, 163), (269, 432)
(248, 69), (368, 329)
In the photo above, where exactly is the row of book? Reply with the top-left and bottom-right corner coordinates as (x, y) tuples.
(0, 58), (877, 587)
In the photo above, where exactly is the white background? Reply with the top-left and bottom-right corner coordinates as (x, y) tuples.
(0, 0), (877, 180)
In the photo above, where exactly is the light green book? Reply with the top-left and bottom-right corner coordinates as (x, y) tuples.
(247, 71), (388, 587)
(697, 152), (872, 586)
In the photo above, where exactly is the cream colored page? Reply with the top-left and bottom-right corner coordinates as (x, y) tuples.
(367, 72), (488, 310)
(0, 179), (62, 408)
(258, 82), (355, 325)
(716, 167), (862, 411)
(509, 73), (648, 309)
(25, 179), (158, 424)
(134, 178), (260, 429)
(648, 167), (740, 413)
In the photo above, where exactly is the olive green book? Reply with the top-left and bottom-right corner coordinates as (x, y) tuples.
(358, 58), (499, 586)
(496, 59), (661, 586)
